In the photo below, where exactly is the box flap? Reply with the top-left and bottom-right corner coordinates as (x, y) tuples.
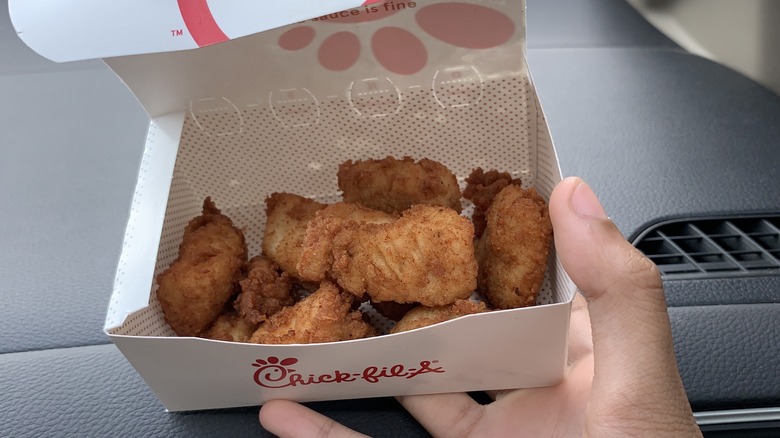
(9, 0), (369, 62)
(107, 1), (525, 118)
(105, 112), (185, 331)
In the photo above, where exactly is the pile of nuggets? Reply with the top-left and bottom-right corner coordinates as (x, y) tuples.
(155, 156), (553, 344)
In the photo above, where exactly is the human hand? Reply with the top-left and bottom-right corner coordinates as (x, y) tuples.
(259, 177), (701, 437)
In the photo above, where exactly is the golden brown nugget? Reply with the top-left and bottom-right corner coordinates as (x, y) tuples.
(202, 311), (258, 343)
(476, 185), (552, 309)
(316, 201), (397, 224)
(338, 156), (462, 214)
(156, 198), (247, 336)
(262, 193), (327, 281)
(390, 300), (488, 334)
(296, 203), (396, 284)
(235, 255), (295, 325)
(463, 168), (522, 237)
(299, 204), (478, 307)
(249, 281), (375, 344)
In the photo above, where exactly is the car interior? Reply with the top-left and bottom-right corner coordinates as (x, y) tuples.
(2, 0), (778, 436)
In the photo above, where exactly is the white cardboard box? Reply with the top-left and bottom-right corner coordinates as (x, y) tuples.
(11, 0), (576, 412)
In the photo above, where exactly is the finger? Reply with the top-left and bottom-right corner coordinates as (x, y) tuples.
(548, 177), (692, 409)
(396, 393), (484, 437)
(259, 400), (368, 438)
(567, 292), (592, 363)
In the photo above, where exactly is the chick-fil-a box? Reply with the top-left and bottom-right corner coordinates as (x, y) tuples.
(10, 0), (576, 411)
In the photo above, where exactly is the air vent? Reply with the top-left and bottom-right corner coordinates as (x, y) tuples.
(634, 216), (780, 279)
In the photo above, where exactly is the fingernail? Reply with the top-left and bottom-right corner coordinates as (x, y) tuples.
(571, 181), (608, 219)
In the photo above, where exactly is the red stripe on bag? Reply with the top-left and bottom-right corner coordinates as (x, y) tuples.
(178, 0), (229, 47)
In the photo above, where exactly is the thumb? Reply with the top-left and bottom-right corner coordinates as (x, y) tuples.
(549, 177), (670, 370)
(549, 177), (695, 426)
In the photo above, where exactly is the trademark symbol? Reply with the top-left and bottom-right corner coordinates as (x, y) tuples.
(171, 29), (184, 37)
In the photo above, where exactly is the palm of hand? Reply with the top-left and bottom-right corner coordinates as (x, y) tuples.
(396, 294), (593, 438)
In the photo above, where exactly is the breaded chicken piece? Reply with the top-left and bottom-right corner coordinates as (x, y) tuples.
(338, 156), (462, 214)
(249, 281), (375, 344)
(463, 168), (522, 237)
(202, 311), (257, 343)
(262, 193), (327, 281)
(316, 201), (398, 224)
(296, 203), (396, 284)
(476, 185), (552, 309)
(390, 300), (488, 334)
(234, 255), (295, 325)
(156, 198), (247, 336)
(299, 204), (478, 307)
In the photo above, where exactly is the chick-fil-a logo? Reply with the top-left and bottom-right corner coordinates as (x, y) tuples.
(252, 356), (445, 389)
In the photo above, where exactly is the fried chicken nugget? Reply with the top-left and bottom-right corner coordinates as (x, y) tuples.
(463, 168), (522, 237)
(390, 300), (488, 334)
(299, 204), (478, 307)
(234, 255), (295, 325)
(156, 198), (247, 336)
(202, 311), (257, 343)
(249, 281), (375, 344)
(316, 201), (398, 224)
(476, 185), (552, 309)
(338, 156), (462, 214)
(296, 203), (396, 284)
(262, 193), (326, 281)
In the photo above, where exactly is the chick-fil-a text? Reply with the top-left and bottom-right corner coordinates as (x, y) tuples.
(252, 357), (444, 389)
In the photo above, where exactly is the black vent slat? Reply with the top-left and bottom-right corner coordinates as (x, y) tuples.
(634, 216), (780, 279)
(753, 234), (779, 250)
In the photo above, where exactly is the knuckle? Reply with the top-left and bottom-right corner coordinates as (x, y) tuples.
(594, 244), (664, 302)
(624, 248), (662, 289)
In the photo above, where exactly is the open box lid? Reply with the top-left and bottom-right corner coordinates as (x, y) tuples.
(9, 0), (372, 62)
(9, 1), (527, 118)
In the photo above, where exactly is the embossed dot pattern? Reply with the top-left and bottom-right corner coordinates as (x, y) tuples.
(112, 76), (562, 337)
